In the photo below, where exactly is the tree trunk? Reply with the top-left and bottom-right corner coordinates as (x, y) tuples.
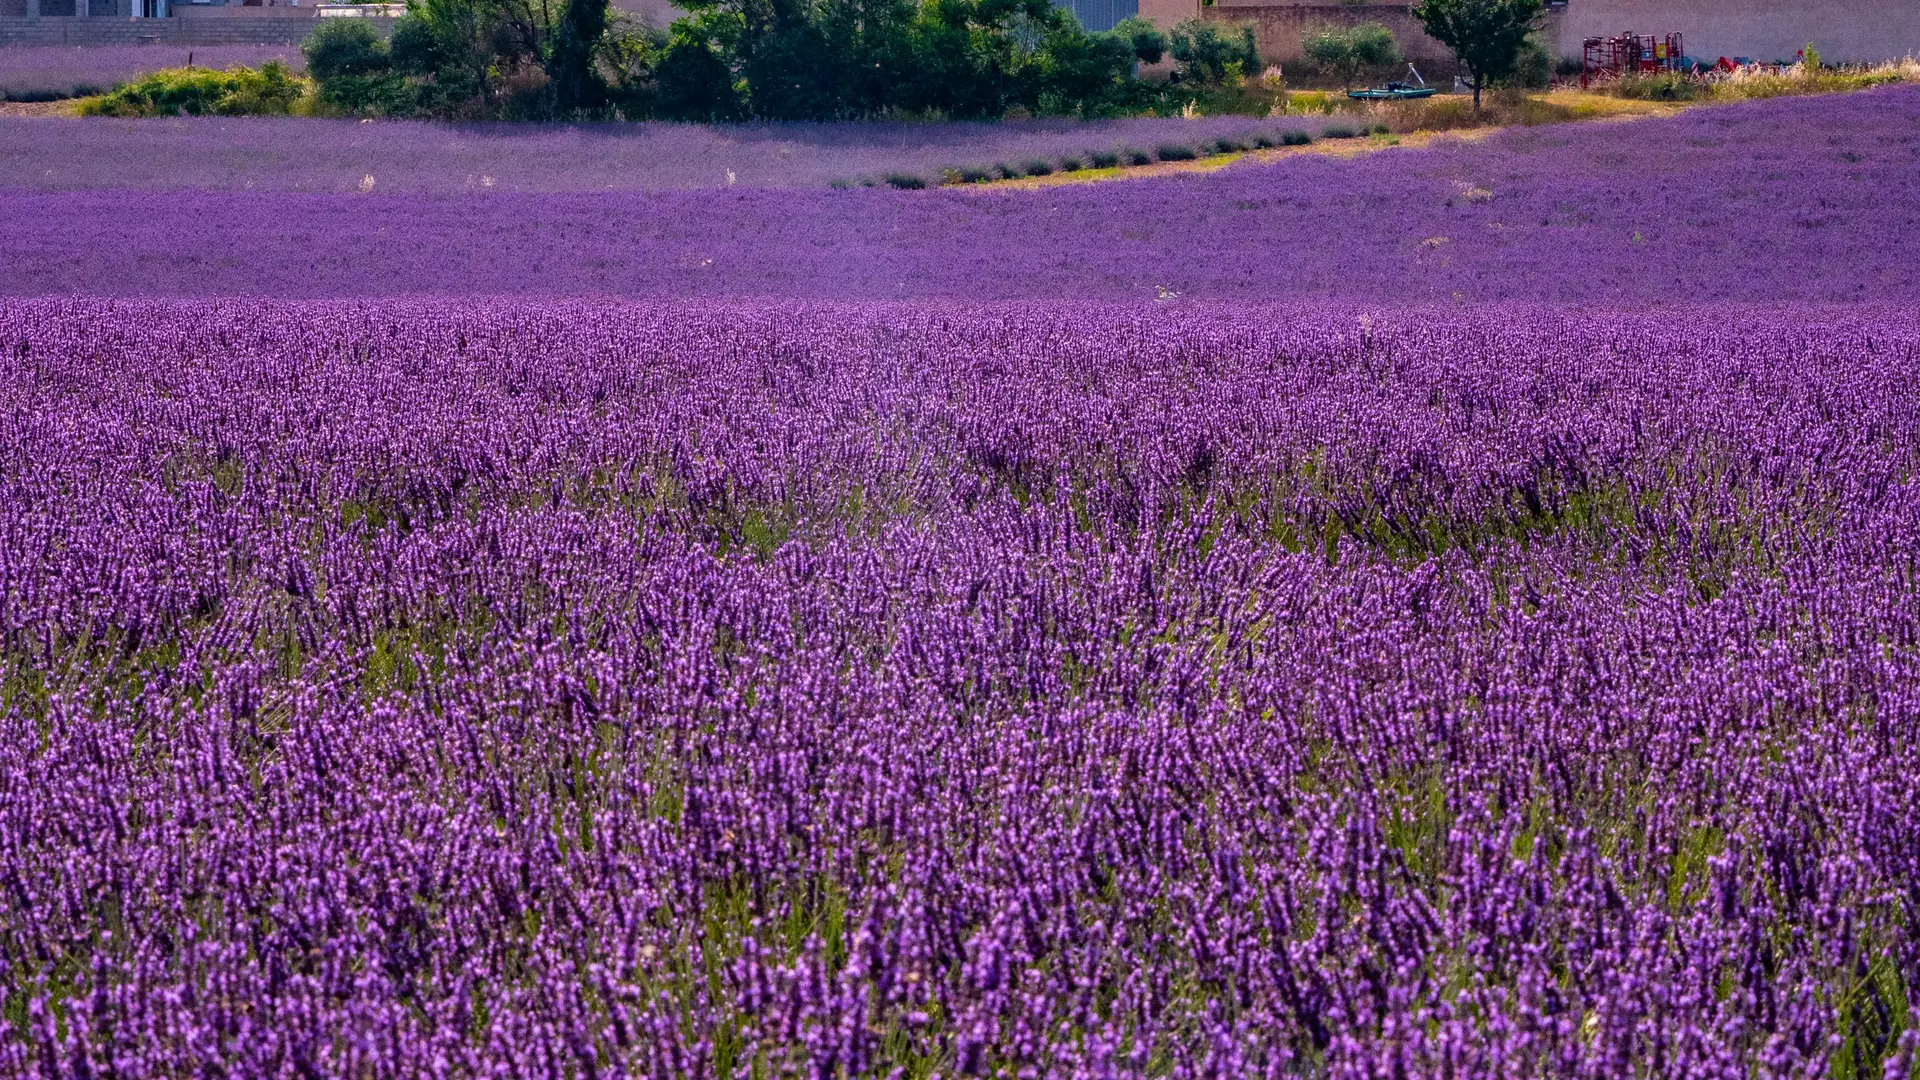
(1471, 74), (1481, 111)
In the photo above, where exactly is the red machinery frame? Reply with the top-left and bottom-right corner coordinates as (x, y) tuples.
(1581, 32), (1685, 87)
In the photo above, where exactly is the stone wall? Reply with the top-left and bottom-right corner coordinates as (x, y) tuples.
(0, 13), (390, 43)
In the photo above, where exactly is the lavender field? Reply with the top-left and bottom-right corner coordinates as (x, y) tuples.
(0, 112), (1327, 192)
(4, 86), (1918, 302)
(2, 85), (1919, 1079)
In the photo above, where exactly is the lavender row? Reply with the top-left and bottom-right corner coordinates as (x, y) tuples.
(1, 300), (1917, 1078)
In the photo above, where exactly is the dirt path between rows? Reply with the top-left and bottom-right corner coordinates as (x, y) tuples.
(0, 100), (80, 118)
(959, 95), (1686, 193)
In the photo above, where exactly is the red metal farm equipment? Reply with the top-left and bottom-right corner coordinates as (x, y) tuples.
(1581, 31), (1686, 88)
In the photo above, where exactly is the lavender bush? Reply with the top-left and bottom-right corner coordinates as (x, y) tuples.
(0, 298), (1916, 1078)
(3, 85), (1915, 302)
(0, 44), (304, 99)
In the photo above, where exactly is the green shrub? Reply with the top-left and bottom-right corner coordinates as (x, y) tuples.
(1211, 137), (1246, 153)
(1060, 155), (1084, 171)
(882, 172), (927, 189)
(1280, 129), (1312, 145)
(1090, 150), (1121, 167)
(303, 18), (389, 81)
(1301, 21), (1401, 89)
(1503, 34), (1551, 89)
(1156, 143), (1197, 161)
(1612, 71), (1700, 101)
(994, 161), (1023, 179)
(1323, 123), (1357, 138)
(1023, 158), (1053, 176)
(1252, 134), (1275, 148)
(80, 61), (304, 117)
(957, 166), (992, 183)
(1170, 19), (1259, 86)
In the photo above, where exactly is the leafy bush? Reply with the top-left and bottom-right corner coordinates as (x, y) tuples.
(1301, 21), (1401, 88)
(1127, 148), (1153, 165)
(1023, 158), (1053, 176)
(956, 166), (993, 183)
(994, 162), (1023, 179)
(1504, 34), (1551, 89)
(1211, 137), (1245, 153)
(1089, 150), (1120, 167)
(1156, 143), (1197, 161)
(1169, 20), (1259, 86)
(79, 61), (305, 117)
(1252, 134), (1275, 148)
(1281, 129), (1312, 145)
(1612, 72), (1700, 101)
(883, 172), (927, 189)
(1059, 155), (1084, 171)
(304, 18), (388, 82)
(1323, 123), (1357, 138)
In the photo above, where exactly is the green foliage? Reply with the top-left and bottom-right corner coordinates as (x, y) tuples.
(1301, 20), (1401, 88)
(1410, 0), (1544, 109)
(1502, 32), (1550, 89)
(1280, 128), (1311, 145)
(79, 61), (304, 117)
(881, 172), (927, 188)
(1114, 17), (1167, 65)
(653, 32), (744, 120)
(303, 18), (389, 81)
(1155, 142), (1196, 160)
(303, 0), (624, 119)
(293, 0), (1187, 119)
(1168, 18), (1259, 85)
(1611, 70), (1699, 101)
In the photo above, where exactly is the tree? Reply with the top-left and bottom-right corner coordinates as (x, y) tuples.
(547, 0), (612, 113)
(1410, 0), (1543, 110)
(1301, 21), (1401, 89)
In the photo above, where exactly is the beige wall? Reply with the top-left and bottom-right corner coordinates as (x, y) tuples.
(1553, 0), (1920, 65)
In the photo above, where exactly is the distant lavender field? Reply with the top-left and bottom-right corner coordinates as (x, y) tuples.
(0, 44), (304, 99)
(3, 85), (1916, 301)
(0, 112), (1331, 191)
